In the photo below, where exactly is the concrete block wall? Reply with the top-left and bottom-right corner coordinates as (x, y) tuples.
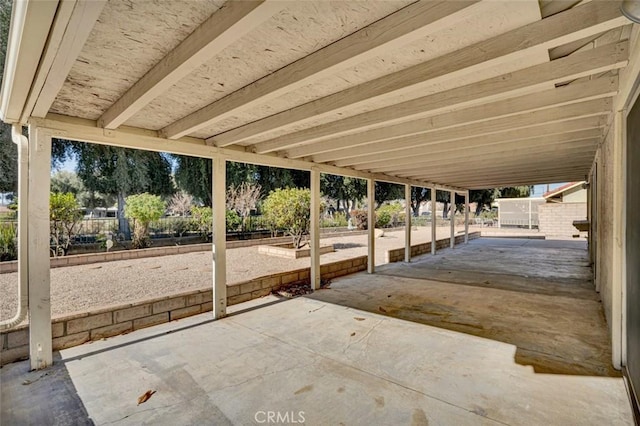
(385, 232), (481, 263)
(0, 256), (367, 365)
(538, 203), (587, 237)
(0, 230), (379, 274)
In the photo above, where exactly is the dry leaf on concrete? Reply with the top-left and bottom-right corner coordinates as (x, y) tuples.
(137, 390), (156, 405)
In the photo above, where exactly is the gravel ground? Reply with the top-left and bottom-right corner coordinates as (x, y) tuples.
(0, 227), (470, 322)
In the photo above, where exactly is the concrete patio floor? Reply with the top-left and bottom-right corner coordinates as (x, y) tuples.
(311, 238), (615, 377)
(1, 238), (633, 425)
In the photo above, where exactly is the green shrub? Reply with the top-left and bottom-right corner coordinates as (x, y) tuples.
(189, 207), (249, 238)
(321, 211), (349, 228)
(0, 222), (17, 261)
(124, 193), (166, 249)
(262, 188), (311, 249)
(190, 206), (212, 240)
(376, 202), (405, 228)
(226, 210), (242, 232)
(171, 217), (193, 238)
(50, 192), (82, 256)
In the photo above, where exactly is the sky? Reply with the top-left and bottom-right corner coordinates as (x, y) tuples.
(530, 183), (567, 198)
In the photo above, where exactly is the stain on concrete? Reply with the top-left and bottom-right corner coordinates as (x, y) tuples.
(375, 396), (385, 408)
(412, 408), (429, 425)
(309, 238), (619, 377)
(294, 384), (313, 395)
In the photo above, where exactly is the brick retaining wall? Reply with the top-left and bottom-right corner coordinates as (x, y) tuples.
(0, 232), (480, 365)
(385, 232), (481, 263)
(0, 256), (367, 365)
(0, 229), (389, 274)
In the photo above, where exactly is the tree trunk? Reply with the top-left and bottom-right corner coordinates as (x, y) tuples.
(411, 201), (420, 217)
(442, 202), (448, 219)
(117, 191), (131, 240)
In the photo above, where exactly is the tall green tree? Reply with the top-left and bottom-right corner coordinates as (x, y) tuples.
(51, 170), (116, 209)
(53, 141), (174, 237)
(173, 156), (310, 206)
(0, 0), (16, 194)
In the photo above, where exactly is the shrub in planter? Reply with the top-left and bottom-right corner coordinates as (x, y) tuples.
(50, 192), (83, 256)
(0, 222), (17, 261)
(376, 202), (405, 228)
(262, 188), (311, 249)
(190, 207), (241, 239)
(124, 193), (166, 249)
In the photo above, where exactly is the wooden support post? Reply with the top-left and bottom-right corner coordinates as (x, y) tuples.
(368, 179), (375, 274)
(464, 191), (470, 244)
(212, 156), (227, 319)
(431, 187), (437, 255)
(404, 184), (411, 262)
(450, 190), (455, 249)
(310, 168), (321, 290)
(528, 198), (533, 229)
(27, 125), (52, 370)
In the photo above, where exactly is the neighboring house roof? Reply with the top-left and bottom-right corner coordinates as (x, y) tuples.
(543, 182), (584, 199)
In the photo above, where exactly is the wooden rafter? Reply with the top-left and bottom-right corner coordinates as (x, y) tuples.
(99, 0), (284, 129)
(160, 0), (482, 139)
(282, 76), (617, 159)
(207, 1), (626, 147)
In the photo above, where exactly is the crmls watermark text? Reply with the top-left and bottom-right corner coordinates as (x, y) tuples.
(254, 411), (306, 424)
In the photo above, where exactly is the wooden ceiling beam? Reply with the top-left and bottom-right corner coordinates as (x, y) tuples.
(26, 0), (107, 121)
(99, 0), (284, 129)
(314, 98), (610, 164)
(357, 128), (602, 171)
(406, 156), (594, 181)
(282, 76), (617, 159)
(208, 1), (627, 147)
(160, 1), (481, 139)
(366, 139), (598, 174)
(464, 174), (588, 189)
(253, 39), (626, 155)
(339, 117), (604, 168)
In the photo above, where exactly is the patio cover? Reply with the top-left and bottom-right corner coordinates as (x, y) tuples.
(0, 0), (636, 189)
(1, 0), (639, 370)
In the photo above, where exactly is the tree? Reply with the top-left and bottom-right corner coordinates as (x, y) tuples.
(409, 187), (430, 217)
(168, 192), (193, 217)
(227, 182), (262, 232)
(0, 125), (16, 193)
(262, 188), (311, 249)
(0, 0), (16, 194)
(375, 182), (403, 207)
(124, 193), (166, 249)
(499, 186), (532, 198)
(54, 141), (174, 238)
(174, 156), (213, 205)
(320, 174), (367, 212)
(49, 192), (82, 256)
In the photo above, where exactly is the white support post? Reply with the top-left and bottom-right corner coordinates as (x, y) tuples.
(367, 179), (375, 274)
(310, 168), (321, 290)
(431, 187), (437, 255)
(212, 156), (227, 319)
(450, 190), (455, 249)
(528, 198), (533, 229)
(28, 125), (52, 370)
(404, 184), (411, 262)
(464, 191), (470, 244)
